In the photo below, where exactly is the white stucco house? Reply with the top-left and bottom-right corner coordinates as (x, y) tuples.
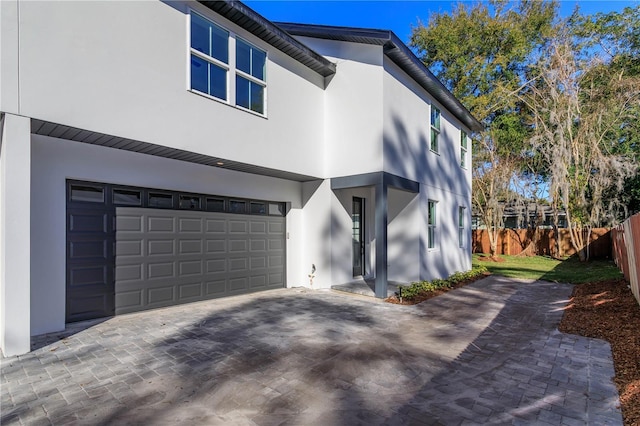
(0, 0), (482, 356)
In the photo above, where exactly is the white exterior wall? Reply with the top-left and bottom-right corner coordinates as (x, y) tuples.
(294, 37), (384, 178)
(0, 114), (31, 356)
(13, 1), (325, 178)
(30, 135), (306, 336)
(383, 57), (472, 279)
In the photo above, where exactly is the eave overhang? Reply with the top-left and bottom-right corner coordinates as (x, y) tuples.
(276, 22), (483, 133)
(197, 1), (336, 78)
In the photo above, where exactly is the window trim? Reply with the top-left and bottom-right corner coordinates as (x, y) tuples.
(188, 10), (268, 117)
(430, 106), (441, 154)
(427, 199), (438, 250)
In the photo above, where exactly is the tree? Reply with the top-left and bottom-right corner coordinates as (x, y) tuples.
(410, 1), (557, 257)
(522, 27), (640, 260)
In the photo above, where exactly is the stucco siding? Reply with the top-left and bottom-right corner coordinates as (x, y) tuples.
(15, 1), (326, 177)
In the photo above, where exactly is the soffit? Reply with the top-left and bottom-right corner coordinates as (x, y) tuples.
(31, 119), (320, 182)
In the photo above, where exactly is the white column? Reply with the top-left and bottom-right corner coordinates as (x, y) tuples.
(0, 113), (31, 356)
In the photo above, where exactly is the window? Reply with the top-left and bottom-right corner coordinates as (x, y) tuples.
(206, 197), (225, 212)
(428, 200), (437, 249)
(149, 192), (174, 208)
(113, 189), (141, 206)
(229, 200), (246, 214)
(236, 39), (266, 114)
(179, 195), (201, 210)
(430, 107), (441, 153)
(460, 131), (468, 168)
(70, 184), (104, 203)
(250, 202), (266, 215)
(459, 206), (466, 247)
(189, 12), (267, 115)
(190, 13), (229, 101)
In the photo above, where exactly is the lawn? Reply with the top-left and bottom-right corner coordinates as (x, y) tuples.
(472, 254), (623, 284)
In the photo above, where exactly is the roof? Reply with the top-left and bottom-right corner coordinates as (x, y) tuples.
(197, 1), (336, 78)
(275, 23), (484, 133)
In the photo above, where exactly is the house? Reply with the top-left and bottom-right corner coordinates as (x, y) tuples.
(471, 203), (568, 229)
(0, 0), (482, 356)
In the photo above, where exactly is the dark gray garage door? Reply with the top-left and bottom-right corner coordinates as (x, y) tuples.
(114, 208), (286, 315)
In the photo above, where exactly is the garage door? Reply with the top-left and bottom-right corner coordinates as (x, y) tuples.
(114, 208), (286, 315)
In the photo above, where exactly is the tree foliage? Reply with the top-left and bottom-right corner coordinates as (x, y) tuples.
(410, 2), (640, 260)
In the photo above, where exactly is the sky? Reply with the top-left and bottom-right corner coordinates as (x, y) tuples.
(245, 1), (639, 44)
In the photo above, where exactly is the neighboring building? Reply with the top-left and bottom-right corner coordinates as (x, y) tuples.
(0, 0), (482, 355)
(472, 203), (568, 230)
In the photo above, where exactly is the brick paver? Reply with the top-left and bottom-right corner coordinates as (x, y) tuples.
(0, 277), (623, 425)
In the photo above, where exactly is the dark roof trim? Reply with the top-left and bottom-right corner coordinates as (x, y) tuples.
(331, 172), (419, 193)
(277, 23), (483, 132)
(31, 119), (321, 182)
(196, 1), (336, 78)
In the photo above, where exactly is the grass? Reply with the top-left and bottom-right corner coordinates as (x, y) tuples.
(472, 254), (623, 284)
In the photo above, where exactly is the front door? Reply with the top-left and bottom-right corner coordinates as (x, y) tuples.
(352, 197), (365, 276)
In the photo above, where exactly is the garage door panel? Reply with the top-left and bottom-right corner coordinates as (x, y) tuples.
(116, 215), (143, 232)
(69, 212), (108, 233)
(115, 208), (285, 315)
(179, 260), (203, 276)
(148, 216), (175, 232)
(207, 239), (226, 253)
(116, 240), (143, 257)
(116, 264), (143, 281)
(70, 240), (107, 259)
(179, 218), (203, 233)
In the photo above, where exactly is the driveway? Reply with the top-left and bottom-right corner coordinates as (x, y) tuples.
(1, 276), (622, 425)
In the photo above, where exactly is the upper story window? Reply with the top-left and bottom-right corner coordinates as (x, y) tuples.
(190, 13), (229, 101)
(430, 107), (441, 153)
(460, 130), (468, 168)
(236, 39), (266, 114)
(189, 12), (267, 116)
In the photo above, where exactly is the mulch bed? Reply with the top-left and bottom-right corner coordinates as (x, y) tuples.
(384, 273), (491, 305)
(558, 279), (640, 426)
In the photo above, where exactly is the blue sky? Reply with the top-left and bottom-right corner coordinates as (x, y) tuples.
(245, 1), (639, 43)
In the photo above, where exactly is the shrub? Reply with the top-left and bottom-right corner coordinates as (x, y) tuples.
(397, 265), (489, 301)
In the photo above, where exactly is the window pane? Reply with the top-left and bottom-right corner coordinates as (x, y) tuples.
(236, 39), (251, 75)
(179, 195), (201, 209)
(209, 63), (227, 100)
(206, 198), (225, 212)
(236, 75), (250, 110)
(190, 14), (210, 55)
(461, 131), (468, 149)
(250, 81), (264, 114)
(71, 185), (104, 203)
(269, 203), (285, 216)
(191, 55), (208, 93)
(113, 189), (141, 206)
(149, 193), (173, 208)
(252, 48), (266, 80)
(431, 107), (440, 130)
(229, 200), (246, 213)
(210, 24), (228, 63)
(431, 129), (438, 152)
(428, 227), (435, 249)
(250, 202), (266, 215)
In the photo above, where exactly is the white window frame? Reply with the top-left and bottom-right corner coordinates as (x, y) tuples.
(428, 200), (438, 250)
(430, 106), (441, 154)
(459, 206), (466, 248)
(460, 131), (468, 169)
(187, 10), (267, 117)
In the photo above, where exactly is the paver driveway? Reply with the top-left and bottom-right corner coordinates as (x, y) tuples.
(1, 276), (622, 425)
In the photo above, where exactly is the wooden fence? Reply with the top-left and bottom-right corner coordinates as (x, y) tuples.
(472, 228), (612, 259)
(612, 214), (640, 306)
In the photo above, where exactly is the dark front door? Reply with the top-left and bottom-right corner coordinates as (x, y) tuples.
(66, 181), (115, 322)
(352, 197), (365, 276)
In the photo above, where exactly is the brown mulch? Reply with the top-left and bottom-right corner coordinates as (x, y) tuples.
(476, 255), (506, 262)
(559, 279), (640, 426)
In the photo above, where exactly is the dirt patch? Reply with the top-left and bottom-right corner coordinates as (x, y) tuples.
(559, 279), (640, 426)
(385, 273), (490, 305)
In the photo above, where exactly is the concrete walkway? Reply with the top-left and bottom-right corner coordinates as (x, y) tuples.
(1, 276), (622, 425)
